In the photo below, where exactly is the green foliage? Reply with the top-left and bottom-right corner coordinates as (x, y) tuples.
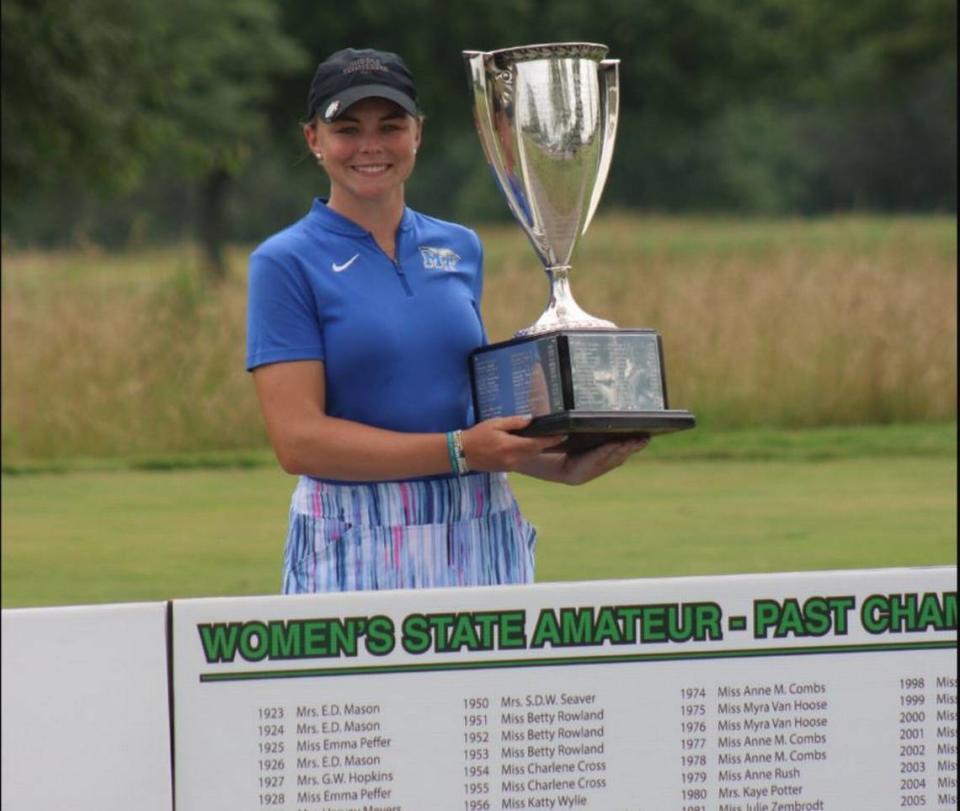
(153, 0), (306, 177)
(1, 0), (169, 200)
(1, 0), (306, 208)
(787, 0), (957, 101)
(1, 0), (956, 244)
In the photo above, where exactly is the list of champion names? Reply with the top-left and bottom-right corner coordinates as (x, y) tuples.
(242, 663), (957, 810)
(896, 673), (957, 810)
(704, 678), (831, 810)
(461, 689), (609, 810)
(255, 700), (398, 810)
(252, 689), (610, 811)
(670, 668), (959, 811)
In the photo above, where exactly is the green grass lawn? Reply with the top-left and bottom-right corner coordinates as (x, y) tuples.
(2, 425), (955, 608)
(522, 456), (956, 582)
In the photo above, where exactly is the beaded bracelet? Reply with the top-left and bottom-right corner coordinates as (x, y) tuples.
(445, 430), (470, 475)
(452, 429), (469, 475)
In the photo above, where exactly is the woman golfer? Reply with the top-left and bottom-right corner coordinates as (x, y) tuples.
(246, 47), (647, 593)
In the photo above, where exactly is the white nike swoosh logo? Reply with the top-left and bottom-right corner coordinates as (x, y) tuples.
(332, 254), (359, 273)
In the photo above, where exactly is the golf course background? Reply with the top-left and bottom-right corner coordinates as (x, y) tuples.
(2, 215), (955, 607)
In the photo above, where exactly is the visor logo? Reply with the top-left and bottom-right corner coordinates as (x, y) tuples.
(323, 100), (341, 121)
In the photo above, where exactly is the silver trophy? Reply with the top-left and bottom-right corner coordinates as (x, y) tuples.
(464, 43), (694, 450)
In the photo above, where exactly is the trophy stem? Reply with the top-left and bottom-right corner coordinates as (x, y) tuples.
(516, 266), (617, 336)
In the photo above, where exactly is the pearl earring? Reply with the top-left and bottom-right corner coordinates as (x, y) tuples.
(315, 153), (324, 164)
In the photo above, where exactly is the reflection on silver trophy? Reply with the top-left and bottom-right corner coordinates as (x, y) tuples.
(465, 42), (618, 334)
(464, 43), (695, 450)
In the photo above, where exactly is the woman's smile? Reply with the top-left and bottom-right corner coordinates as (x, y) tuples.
(352, 163), (391, 175)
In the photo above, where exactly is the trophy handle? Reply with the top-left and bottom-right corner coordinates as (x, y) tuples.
(463, 51), (539, 240)
(582, 59), (620, 236)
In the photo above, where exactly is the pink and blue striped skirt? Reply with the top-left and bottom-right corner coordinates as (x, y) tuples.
(282, 472), (537, 593)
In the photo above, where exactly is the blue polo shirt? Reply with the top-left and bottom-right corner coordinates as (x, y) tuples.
(246, 200), (486, 436)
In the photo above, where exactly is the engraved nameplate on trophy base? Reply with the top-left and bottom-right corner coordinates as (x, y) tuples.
(471, 329), (695, 453)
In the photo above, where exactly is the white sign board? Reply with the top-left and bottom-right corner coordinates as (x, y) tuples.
(172, 567), (957, 810)
(1, 602), (173, 811)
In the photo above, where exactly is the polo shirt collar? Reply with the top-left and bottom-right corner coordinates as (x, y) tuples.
(307, 198), (415, 237)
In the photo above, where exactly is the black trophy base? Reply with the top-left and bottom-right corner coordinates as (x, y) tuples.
(516, 409), (696, 453)
(469, 328), (696, 454)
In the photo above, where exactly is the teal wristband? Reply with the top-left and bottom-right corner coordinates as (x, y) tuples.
(445, 431), (460, 475)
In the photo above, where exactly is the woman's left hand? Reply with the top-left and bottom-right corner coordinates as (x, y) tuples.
(528, 437), (651, 486)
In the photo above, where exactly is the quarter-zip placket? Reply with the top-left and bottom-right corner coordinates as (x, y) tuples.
(391, 255), (413, 297)
(367, 231), (413, 297)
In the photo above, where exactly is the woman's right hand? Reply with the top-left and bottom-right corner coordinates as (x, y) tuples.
(461, 415), (565, 473)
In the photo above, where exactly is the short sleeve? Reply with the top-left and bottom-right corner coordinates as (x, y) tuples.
(245, 251), (326, 371)
(470, 230), (489, 346)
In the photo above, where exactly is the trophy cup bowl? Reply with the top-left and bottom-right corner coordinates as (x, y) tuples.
(464, 43), (695, 452)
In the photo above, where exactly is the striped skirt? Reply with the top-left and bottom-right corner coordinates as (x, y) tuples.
(282, 472), (537, 593)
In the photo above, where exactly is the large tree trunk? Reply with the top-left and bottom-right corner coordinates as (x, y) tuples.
(197, 167), (230, 280)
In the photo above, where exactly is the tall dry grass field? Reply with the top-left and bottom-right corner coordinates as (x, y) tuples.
(2, 248), (262, 461)
(480, 215), (957, 428)
(2, 215), (955, 463)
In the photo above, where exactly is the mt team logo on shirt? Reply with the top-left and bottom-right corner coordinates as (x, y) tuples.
(419, 246), (460, 272)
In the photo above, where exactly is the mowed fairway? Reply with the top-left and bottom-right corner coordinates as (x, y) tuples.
(519, 456), (956, 581)
(2, 437), (954, 608)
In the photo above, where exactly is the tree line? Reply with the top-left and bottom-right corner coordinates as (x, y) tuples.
(2, 0), (956, 274)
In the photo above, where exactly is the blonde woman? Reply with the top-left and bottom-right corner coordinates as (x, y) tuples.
(246, 48), (647, 593)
